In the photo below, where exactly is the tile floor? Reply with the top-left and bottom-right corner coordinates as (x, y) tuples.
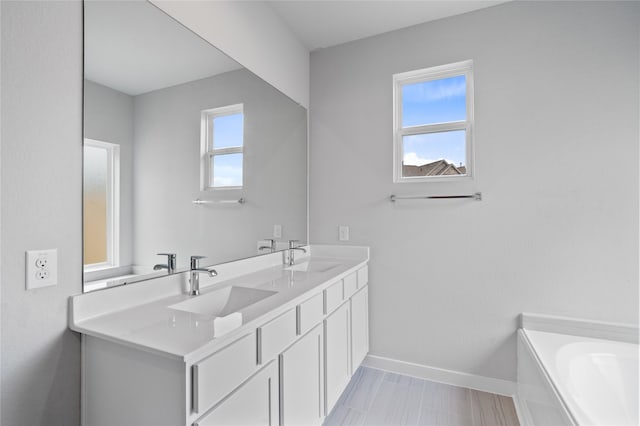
(323, 367), (520, 426)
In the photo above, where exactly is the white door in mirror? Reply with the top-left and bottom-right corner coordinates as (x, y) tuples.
(25, 249), (57, 289)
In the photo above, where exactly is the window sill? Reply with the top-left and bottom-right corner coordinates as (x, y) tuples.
(83, 264), (130, 283)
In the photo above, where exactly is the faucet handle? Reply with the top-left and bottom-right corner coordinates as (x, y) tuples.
(288, 239), (300, 249)
(158, 252), (176, 261)
(190, 255), (206, 269)
(156, 253), (177, 272)
(258, 239), (277, 252)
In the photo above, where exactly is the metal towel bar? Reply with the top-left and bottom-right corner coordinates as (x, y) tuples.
(390, 192), (481, 202)
(192, 198), (245, 205)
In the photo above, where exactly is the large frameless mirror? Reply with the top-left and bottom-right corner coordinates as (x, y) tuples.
(83, 0), (307, 292)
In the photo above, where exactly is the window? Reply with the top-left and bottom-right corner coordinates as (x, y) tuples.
(393, 60), (474, 182)
(83, 139), (120, 271)
(201, 104), (244, 190)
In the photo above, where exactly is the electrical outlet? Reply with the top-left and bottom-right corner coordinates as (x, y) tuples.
(26, 249), (58, 290)
(36, 270), (50, 280)
(273, 224), (282, 239)
(339, 226), (350, 241)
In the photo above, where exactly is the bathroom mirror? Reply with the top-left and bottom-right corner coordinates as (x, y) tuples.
(83, 0), (307, 292)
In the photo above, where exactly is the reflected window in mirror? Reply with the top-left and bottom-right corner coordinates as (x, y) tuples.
(201, 104), (244, 189)
(83, 139), (120, 271)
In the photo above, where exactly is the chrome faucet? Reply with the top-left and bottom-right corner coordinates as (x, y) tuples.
(259, 239), (276, 253)
(153, 253), (176, 273)
(189, 255), (217, 296)
(288, 240), (307, 266)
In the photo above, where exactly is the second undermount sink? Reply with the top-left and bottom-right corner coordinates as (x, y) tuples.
(169, 286), (277, 317)
(285, 261), (341, 273)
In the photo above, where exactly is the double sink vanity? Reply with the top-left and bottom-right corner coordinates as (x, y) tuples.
(77, 2), (353, 424)
(70, 245), (370, 426)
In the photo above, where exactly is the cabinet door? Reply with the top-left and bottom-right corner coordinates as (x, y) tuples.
(324, 301), (351, 415)
(350, 286), (369, 372)
(195, 362), (278, 426)
(280, 323), (324, 426)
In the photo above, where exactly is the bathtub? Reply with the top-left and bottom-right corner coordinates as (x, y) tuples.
(518, 329), (638, 426)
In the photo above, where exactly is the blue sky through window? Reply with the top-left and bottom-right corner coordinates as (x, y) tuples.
(402, 75), (466, 126)
(401, 75), (466, 168)
(212, 153), (243, 187)
(213, 113), (243, 149)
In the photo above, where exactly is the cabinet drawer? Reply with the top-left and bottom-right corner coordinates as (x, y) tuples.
(258, 309), (297, 364)
(324, 280), (343, 314)
(343, 273), (358, 299)
(357, 266), (368, 288)
(297, 292), (324, 335)
(193, 333), (257, 414)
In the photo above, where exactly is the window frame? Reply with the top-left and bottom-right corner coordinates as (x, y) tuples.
(83, 138), (120, 272)
(200, 104), (244, 191)
(393, 60), (474, 183)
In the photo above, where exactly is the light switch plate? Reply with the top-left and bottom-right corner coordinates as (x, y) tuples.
(26, 249), (58, 290)
(273, 224), (282, 239)
(339, 226), (350, 241)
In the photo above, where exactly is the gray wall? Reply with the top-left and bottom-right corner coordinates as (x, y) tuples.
(84, 80), (135, 270)
(1, 1), (82, 425)
(133, 69), (307, 269)
(309, 1), (639, 381)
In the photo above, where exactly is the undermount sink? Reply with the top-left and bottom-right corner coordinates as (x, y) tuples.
(169, 286), (277, 317)
(285, 261), (341, 273)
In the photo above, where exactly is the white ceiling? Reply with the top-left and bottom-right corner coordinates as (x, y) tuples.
(85, 1), (508, 96)
(267, 0), (509, 51)
(84, 1), (241, 96)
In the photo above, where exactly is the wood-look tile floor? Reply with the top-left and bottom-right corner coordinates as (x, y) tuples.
(323, 367), (519, 426)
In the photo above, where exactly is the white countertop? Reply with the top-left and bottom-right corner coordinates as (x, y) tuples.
(69, 245), (369, 363)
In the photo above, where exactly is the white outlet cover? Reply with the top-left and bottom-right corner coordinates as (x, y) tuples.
(26, 249), (58, 290)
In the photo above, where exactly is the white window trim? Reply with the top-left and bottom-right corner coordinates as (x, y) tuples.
(83, 138), (120, 272)
(200, 104), (244, 191)
(393, 60), (475, 183)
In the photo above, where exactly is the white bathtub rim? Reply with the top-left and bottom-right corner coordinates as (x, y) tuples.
(518, 329), (578, 426)
(521, 328), (639, 426)
(520, 313), (639, 344)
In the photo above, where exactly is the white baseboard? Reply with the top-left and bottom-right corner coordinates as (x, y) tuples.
(362, 354), (517, 397)
(511, 394), (535, 426)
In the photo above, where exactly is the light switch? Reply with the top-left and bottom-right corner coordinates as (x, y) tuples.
(273, 225), (282, 239)
(339, 226), (350, 241)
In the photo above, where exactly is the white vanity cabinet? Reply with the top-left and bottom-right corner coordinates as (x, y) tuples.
(279, 323), (324, 426)
(195, 361), (279, 426)
(324, 267), (369, 415)
(76, 257), (369, 426)
(350, 286), (369, 372)
(324, 300), (351, 412)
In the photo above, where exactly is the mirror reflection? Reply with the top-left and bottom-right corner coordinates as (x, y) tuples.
(83, 1), (308, 292)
